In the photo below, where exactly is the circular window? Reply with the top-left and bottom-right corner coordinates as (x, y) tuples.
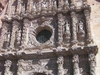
(36, 29), (52, 43)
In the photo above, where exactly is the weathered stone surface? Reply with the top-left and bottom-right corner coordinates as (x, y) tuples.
(0, 0), (100, 75)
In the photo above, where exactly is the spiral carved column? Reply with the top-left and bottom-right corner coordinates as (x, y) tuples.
(58, 14), (65, 46)
(70, 10), (78, 47)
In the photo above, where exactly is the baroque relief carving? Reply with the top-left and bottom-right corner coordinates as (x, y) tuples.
(4, 60), (13, 75)
(77, 20), (85, 46)
(17, 59), (53, 75)
(57, 56), (68, 75)
(72, 54), (81, 75)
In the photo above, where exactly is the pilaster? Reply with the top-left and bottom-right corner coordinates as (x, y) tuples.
(21, 19), (30, 48)
(89, 53), (96, 75)
(0, 22), (8, 49)
(84, 9), (92, 45)
(72, 54), (80, 75)
(10, 21), (19, 49)
(57, 56), (67, 75)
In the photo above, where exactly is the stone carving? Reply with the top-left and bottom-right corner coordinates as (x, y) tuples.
(63, 20), (71, 46)
(58, 14), (65, 46)
(84, 10), (93, 45)
(15, 29), (21, 47)
(41, 0), (48, 14)
(4, 60), (13, 75)
(89, 53), (96, 75)
(70, 11), (78, 47)
(57, 56), (68, 75)
(17, 59), (53, 75)
(28, 23), (36, 47)
(4, 31), (11, 48)
(72, 54), (81, 75)
(78, 20), (85, 46)
(63, 0), (69, 12)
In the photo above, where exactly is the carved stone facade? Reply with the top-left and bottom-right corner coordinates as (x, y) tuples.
(0, 0), (98, 75)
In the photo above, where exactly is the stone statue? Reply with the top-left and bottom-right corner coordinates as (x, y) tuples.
(41, 0), (48, 14)
(78, 20), (85, 45)
(4, 31), (10, 42)
(4, 31), (10, 48)
(4, 60), (13, 75)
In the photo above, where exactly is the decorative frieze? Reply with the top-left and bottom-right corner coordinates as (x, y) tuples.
(17, 59), (53, 75)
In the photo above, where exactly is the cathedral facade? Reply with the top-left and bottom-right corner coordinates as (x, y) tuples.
(0, 0), (98, 75)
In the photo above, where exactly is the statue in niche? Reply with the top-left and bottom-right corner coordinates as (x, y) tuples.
(63, 0), (69, 11)
(78, 20), (85, 45)
(52, 0), (57, 13)
(63, 20), (70, 45)
(15, 29), (21, 47)
(41, 0), (48, 14)
(4, 31), (10, 42)
(4, 31), (11, 48)
(32, 3), (37, 15)
(4, 60), (13, 75)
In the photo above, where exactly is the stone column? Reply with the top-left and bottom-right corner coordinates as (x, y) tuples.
(57, 56), (67, 75)
(84, 9), (92, 44)
(4, 60), (13, 75)
(89, 53), (96, 75)
(21, 19), (30, 48)
(70, 4), (78, 47)
(58, 14), (65, 46)
(10, 21), (19, 49)
(0, 22), (8, 49)
(72, 54), (80, 75)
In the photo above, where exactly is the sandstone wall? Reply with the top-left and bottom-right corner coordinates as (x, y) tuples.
(0, 0), (100, 75)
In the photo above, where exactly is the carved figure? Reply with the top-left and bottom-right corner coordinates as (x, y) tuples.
(4, 60), (13, 75)
(78, 20), (85, 45)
